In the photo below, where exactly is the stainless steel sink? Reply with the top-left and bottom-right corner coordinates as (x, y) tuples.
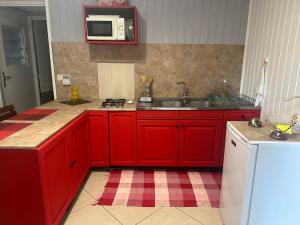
(137, 96), (256, 110)
(158, 100), (184, 107)
(186, 100), (211, 108)
(149, 98), (212, 109)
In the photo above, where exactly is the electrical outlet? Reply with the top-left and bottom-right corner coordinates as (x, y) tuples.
(57, 74), (64, 81)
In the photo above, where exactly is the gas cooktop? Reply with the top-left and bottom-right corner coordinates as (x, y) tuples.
(101, 99), (125, 108)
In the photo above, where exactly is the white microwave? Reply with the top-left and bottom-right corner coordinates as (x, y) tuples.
(86, 15), (125, 41)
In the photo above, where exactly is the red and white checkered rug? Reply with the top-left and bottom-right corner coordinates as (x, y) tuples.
(97, 170), (222, 207)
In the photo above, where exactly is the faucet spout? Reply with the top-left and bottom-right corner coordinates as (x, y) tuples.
(177, 81), (189, 98)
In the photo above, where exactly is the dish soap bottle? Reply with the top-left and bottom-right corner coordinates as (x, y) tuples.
(70, 86), (80, 104)
(223, 79), (229, 98)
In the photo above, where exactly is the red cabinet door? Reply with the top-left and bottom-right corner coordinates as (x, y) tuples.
(109, 112), (137, 166)
(137, 120), (179, 166)
(38, 130), (70, 225)
(178, 120), (222, 167)
(69, 113), (89, 195)
(88, 111), (109, 167)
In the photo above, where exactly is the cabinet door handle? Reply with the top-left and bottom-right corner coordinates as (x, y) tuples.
(69, 160), (76, 168)
(231, 140), (236, 147)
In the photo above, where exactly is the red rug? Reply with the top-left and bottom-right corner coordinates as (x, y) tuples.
(9, 108), (57, 121)
(97, 170), (222, 207)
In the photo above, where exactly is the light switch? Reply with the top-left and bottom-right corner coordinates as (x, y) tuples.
(62, 74), (71, 86)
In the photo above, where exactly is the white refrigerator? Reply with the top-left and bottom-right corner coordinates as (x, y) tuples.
(220, 122), (300, 225)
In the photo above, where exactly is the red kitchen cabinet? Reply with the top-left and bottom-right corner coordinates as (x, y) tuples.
(0, 150), (44, 225)
(178, 120), (222, 167)
(109, 112), (137, 166)
(38, 129), (70, 225)
(88, 111), (109, 167)
(84, 6), (139, 45)
(68, 113), (89, 196)
(137, 120), (179, 166)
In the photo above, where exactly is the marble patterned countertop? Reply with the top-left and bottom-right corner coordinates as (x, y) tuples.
(0, 99), (270, 150)
(0, 99), (136, 150)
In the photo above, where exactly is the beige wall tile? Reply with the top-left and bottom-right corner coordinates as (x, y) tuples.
(52, 42), (244, 100)
(98, 63), (135, 99)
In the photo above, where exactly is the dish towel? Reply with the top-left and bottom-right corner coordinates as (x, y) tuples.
(255, 63), (267, 107)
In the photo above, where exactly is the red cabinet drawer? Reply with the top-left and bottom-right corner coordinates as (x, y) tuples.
(180, 110), (223, 119)
(224, 110), (259, 120)
(137, 111), (180, 120)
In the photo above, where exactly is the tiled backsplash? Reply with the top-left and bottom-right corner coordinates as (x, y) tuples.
(52, 42), (244, 100)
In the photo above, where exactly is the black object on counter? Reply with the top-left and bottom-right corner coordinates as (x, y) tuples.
(60, 99), (91, 106)
(270, 129), (288, 140)
(248, 118), (263, 128)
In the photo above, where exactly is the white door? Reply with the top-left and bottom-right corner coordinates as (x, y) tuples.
(0, 9), (37, 113)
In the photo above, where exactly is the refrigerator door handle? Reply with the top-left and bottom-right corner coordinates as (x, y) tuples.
(231, 140), (237, 147)
(227, 124), (248, 145)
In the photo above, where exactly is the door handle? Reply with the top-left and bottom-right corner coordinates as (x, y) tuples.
(2, 72), (12, 87)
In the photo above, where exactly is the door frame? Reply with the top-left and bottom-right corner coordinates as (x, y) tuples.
(28, 16), (45, 106)
(0, 0), (57, 105)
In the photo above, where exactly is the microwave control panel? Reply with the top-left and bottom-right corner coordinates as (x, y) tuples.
(117, 17), (125, 40)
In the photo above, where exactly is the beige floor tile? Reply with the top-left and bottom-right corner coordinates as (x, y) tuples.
(104, 206), (161, 225)
(70, 189), (95, 212)
(178, 207), (224, 225)
(138, 207), (201, 225)
(83, 170), (109, 199)
(62, 205), (121, 225)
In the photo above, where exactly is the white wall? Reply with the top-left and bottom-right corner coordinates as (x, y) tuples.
(49, 0), (250, 44)
(240, 0), (300, 122)
(0, 0), (44, 6)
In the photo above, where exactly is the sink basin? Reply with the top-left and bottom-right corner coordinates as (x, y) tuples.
(186, 100), (211, 108)
(154, 98), (212, 108)
(158, 100), (183, 107)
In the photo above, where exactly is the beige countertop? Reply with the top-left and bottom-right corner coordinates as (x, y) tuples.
(0, 100), (136, 150)
(229, 121), (300, 143)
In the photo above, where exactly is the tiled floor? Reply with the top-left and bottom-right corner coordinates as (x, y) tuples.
(61, 170), (224, 225)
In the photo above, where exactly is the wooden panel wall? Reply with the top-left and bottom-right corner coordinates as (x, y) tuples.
(48, 0), (250, 44)
(240, 0), (300, 122)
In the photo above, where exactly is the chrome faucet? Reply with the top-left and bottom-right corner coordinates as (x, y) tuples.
(177, 82), (188, 97)
(177, 82), (190, 103)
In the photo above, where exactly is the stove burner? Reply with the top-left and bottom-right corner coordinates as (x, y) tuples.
(102, 99), (125, 108)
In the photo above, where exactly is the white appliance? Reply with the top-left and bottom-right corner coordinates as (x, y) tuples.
(221, 122), (300, 225)
(86, 15), (125, 40)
